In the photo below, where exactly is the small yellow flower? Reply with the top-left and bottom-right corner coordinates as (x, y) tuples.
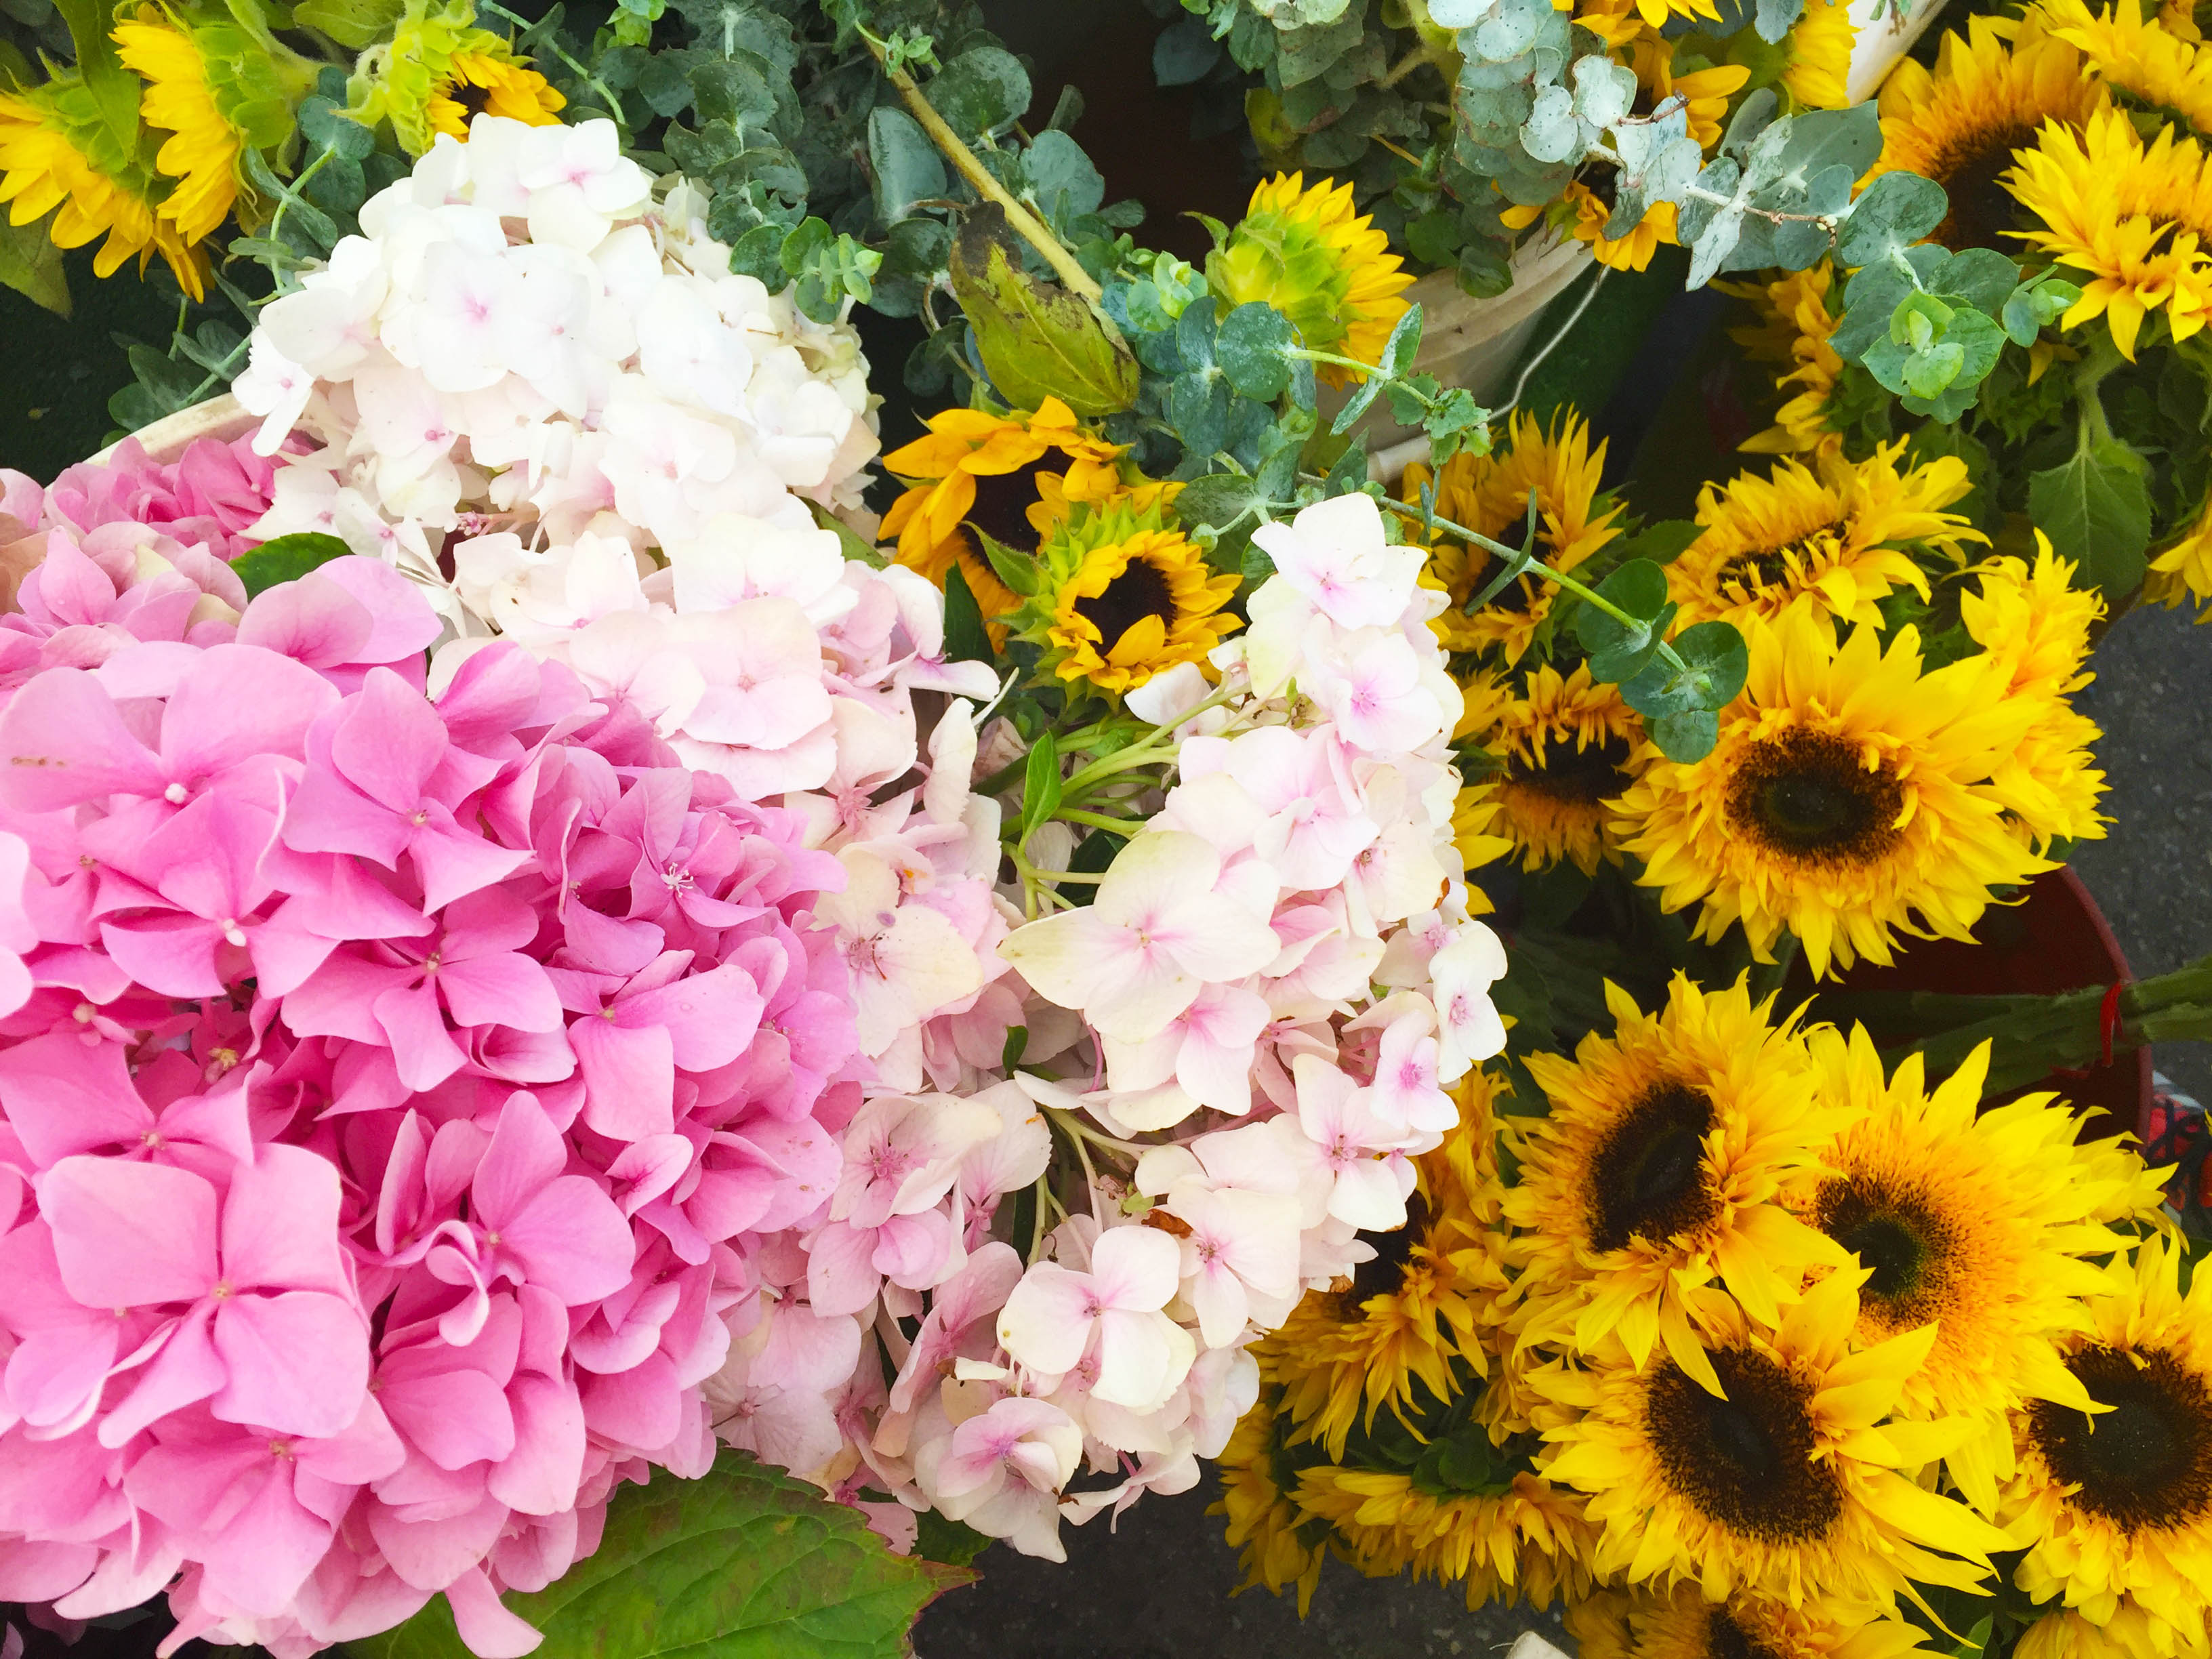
(1039, 509), (1240, 697)
(0, 83), (204, 298)
(426, 50), (565, 142)
(1208, 171), (1413, 385)
(1666, 438), (1981, 632)
(1463, 662), (1647, 876)
(1719, 262), (1848, 457)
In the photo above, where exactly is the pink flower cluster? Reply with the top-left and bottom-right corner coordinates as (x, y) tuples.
(0, 436), (278, 691)
(800, 493), (1511, 1562)
(0, 555), (890, 1656)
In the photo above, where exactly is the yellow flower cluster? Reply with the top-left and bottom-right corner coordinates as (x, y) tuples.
(1218, 980), (2191, 1656)
(0, 0), (560, 303)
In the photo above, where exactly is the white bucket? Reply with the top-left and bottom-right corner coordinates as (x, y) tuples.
(1846, 0), (1946, 104)
(94, 394), (254, 467)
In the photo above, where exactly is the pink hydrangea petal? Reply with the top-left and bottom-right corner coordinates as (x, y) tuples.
(41, 1155), (218, 1307)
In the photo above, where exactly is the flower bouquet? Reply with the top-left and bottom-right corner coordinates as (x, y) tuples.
(0, 0), (2207, 1657)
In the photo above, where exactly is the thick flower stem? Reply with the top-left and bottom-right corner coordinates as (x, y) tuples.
(861, 33), (1104, 304)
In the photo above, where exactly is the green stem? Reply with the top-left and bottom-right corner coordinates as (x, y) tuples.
(1057, 808), (1142, 834)
(861, 29), (1103, 304)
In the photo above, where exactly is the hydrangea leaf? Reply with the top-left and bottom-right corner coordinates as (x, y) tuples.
(947, 205), (1139, 416)
(230, 533), (355, 598)
(350, 1453), (969, 1659)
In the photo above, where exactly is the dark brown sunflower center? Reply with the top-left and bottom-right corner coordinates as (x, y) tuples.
(964, 457), (1054, 553)
(1726, 728), (1904, 866)
(1586, 1081), (1717, 1254)
(1346, 1193), (1430, 1309)
(451, 76), (495, 119)
(1074, 557), (1177, 653)
(1929, 123), (2040, 251)
(1507, 731), (1634, 806)
(1706, 1608), (1785, 1659)
(1815, 1174), (1957, 1324)
(2030, 1345), (2212, 1531)
(1647, 1346), (1844, 1540)
(1721, 529), (1837, 594)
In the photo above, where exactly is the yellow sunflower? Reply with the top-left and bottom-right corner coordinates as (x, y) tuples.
(1503, 975), (1852, 1393)
(2006, 106), (2212, 357)
(1957, 541), (2110, 852)
(1801, 1027), (2154, 1515)
(1212, 1388), (1331, 1613)
(2039, 0), (2212, 140)
(1292, 1460), (1599, 1612)
(1535, 1267), (2017, 1609)
(0, 84), (203, 298)
(1404, 411), (1624, 663)
(1598, 1583), (1943, 1657)
(1862, 12), (2100, 253)
(1506, 184), (1680, 273)
(1466, 661), (1647, 875)
(1207, 171), (1413, 385)
(880, 397), (1127, 632)
(1723, 262), (1848, 457)
(1628, 36), (1753, 148)
(426, 49), (566, 142)
(112, 12), (239, 245)
(1611, 608), (2054, 979)
(1781, 0), (1859, 109)
(2002, 1236), (2212, 1658)
(2146, 493), (2212, 619)
(1033, 501), (1240, 697)
(1267, 1084), (1509, 1458)
(1666, 439), (1981, 632)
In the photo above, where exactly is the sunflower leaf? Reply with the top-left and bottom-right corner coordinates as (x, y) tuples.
(2028, 438), (2152, 598)
(947, 205), (1138, 416)
(1021, 733), (1063, 843)
(0, 215), (69, 317)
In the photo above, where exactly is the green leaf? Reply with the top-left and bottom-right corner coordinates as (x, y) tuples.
(947, 205), (1139, 417)
(926, 46), (1030, 138)
(1153, 14), (1221, 86)
(1215, 303), (1294, 401)
(230, 533), (354, 597)
(941, 563), (994, 665)
(1574, 558), (1672, 683)
(1649, 708), (1719, 762)
(1020, 732), (1062, 842)
(1174, 473), (1263, 535)
(349, 1452), (966, 1659)
(1382, 304), (1423, 380)
(2028, 438), (2153, 598)
(53, 0), (143, 163)
(297, 0), (397, 35)
(1620, 619), (1748, 718)
(1836, 169), (1945, 268)
(914, 1510), (994, 1568)
(867, 106), (946, 226)
(0, 214), (69, 316)
(298, 96), (375, 163)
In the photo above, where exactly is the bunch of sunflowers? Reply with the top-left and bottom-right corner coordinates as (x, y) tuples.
(0, 0), (560, 310)
(1723, 0), (2212, 621)
(1187, 356), (2211, 1653)
(1220, 986), (2203, 1659)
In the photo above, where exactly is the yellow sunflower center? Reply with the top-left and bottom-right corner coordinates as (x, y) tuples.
(1586, 1081), (1717, 1253)
(965, 457), (1054, 552)
(1509, 731), (1635, 806)
(1927, 121), (2042, 250)
(1814, 1173), (1960, 1327)
(1647, 1347), (1845, 1540)
(1725, 729), (1904, 866)
(1073, 555), (1178, 655)
(2029, 1345), (2212, 1531)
